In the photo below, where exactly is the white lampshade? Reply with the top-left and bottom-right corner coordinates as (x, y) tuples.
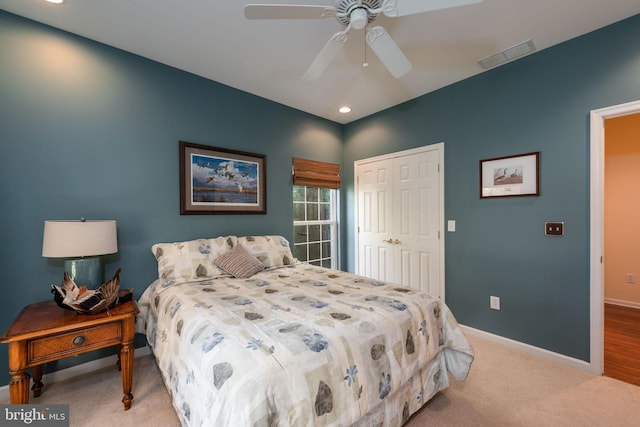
(42, 220), (118, 258)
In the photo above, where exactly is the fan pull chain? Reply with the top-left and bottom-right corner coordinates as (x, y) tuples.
(363, 28), (369, 68)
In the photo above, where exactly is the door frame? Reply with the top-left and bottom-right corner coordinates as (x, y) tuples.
(590, 99), (640, 375)
(354, 143), (445, 300)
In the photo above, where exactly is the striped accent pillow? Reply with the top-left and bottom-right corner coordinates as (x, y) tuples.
(214, 244), (265, 278)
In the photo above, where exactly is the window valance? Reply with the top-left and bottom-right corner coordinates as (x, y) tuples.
(292, 157), (340, 189)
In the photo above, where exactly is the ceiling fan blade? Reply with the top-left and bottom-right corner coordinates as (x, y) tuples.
(382, 0), (481, 17)
(366, 26), (412, 78)
(303, 31), (349, 82)
(244, 4), (336, 20)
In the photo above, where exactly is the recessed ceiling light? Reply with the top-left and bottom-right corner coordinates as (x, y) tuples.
(339, 106), (351, 114)
(46, 0), (65, 4)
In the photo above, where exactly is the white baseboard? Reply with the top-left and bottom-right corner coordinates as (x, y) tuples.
(460, 325), (595, 373)
(604, 298), (640, 310)
(0, 346), (151, 402)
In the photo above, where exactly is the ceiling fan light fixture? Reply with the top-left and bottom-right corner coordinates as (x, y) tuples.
(350, 8), (368, 30)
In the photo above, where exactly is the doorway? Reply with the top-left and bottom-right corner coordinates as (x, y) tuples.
(602, 112), (640, 385)
(590, 100), (640, 375)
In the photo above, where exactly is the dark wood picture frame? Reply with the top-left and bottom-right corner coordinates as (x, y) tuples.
(480, 151), (540, 198)
(180, 141), (266, 214)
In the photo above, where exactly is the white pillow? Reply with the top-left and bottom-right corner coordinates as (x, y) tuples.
(151, 236), (238, 282)
(237, 235), (296, 268)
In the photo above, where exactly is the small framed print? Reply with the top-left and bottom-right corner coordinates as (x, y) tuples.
(480, 151), (539, 198)
(180, 141), (266, 214)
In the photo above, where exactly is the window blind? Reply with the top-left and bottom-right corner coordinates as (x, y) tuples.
(292, 157), (340, 189)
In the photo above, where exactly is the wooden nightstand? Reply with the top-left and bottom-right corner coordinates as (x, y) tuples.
(0, 297), (138, 410)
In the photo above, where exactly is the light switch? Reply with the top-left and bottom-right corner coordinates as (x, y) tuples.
(447, 220), (456, 232)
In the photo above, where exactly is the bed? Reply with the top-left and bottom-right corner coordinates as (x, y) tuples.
(136, 235), (474, 426)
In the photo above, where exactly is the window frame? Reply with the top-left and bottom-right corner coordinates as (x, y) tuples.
(293, 185), (338, 269)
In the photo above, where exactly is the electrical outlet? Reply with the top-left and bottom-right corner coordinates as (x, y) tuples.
(545, 222), (564, 236)
(490, 296), (501, 310)
(626, 274), (636, 284)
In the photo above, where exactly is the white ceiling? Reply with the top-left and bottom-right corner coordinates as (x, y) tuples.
(2, 0), (639, 124)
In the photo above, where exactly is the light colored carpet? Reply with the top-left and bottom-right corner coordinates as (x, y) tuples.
(2, 334), (640, 426)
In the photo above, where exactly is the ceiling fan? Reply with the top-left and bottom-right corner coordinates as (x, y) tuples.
(244, 0), (482, 81)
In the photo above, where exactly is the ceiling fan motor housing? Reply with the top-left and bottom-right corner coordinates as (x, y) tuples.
(335, 0), (381, 26)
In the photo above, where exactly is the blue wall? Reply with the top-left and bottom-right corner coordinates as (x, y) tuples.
(2, 8), (640, 388)
(342, 14), (640, 361)
(0, 11), (342, 385)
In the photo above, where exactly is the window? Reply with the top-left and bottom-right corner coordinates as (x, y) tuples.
(293, 186), (338, 268)
(291, 157), (340, 269)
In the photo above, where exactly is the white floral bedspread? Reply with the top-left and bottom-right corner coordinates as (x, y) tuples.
(136, 263), (474, 426)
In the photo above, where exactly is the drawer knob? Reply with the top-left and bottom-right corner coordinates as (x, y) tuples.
(72, 335), (86, 346)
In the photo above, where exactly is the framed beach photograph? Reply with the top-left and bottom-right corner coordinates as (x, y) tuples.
(480, 151), (539, 198)
(180, 141), (266, 214)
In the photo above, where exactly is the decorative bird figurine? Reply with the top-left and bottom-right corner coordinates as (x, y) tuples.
(51, 268), (121, 314)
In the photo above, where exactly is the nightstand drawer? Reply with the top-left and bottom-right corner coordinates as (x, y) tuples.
(28, 322), (122, 365)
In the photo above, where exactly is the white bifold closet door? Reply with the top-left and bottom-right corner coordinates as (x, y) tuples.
(355, 144), (443, 299)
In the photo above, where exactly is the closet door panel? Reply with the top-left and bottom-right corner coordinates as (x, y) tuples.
(356, 159), (393, 281)
(356, 145), (442, 299)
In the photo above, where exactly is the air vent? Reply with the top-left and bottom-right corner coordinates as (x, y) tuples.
(478, 39), (537, 70)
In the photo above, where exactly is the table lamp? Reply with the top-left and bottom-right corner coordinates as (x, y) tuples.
(42, 219), (118, 288)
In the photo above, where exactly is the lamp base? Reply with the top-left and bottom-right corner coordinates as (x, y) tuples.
(64, 257), (102, 288)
